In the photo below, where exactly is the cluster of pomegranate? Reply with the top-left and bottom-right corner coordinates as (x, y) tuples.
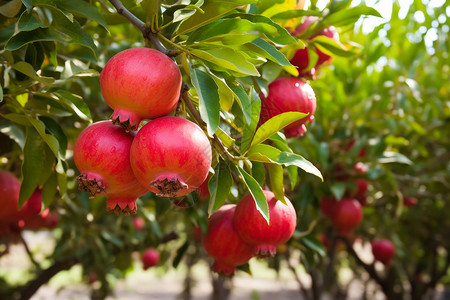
(202, 190), (297, 276)
(0, 171), (56, 237)
(74, 47), (212, 215)
(320, 196), (363, 235)
(258, 16), (341, 138)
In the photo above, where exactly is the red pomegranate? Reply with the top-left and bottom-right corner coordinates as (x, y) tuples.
(141, 248), (160, 270)
(100, 47), (182, 131)
(331, 198), (363, 233)
(233, 190), (297, 258)
(130, 116), (212, 197)
(24, 208), (59, 230)
(353, 162), (367, 174)
(132, 217), (145, 231)
(0, 172), (42, 226)
(73, 121), (149, 215)
(290, 16), (340, 75)
(372, 239), (395, 266)
(259, 77), (316, 138)
(404, 197), (418, 207)
(196, 179), (210, 202)
(202, 204), (254, 276)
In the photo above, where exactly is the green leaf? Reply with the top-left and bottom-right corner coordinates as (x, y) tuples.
(18, 10), (46, 31)
(228, 13), (296, 45)
(257, 0), (284, 13)
(378, 151), (413, 165)
(239, 90), (261, 152)
(237, 166), (269, 224)
(229, 82), (252, 124)
(247, 144), (323, 180)
(42, 172), (58, 207)
(208, 160), (233, 216)
(11, 61), (55, 85)
(186, 18), (278, 45)
(176, 0), (257, 37)
(267, 164), (286, 204)
(205, 71), (234, 111)
(323, 5), (382, 27)
(172, 241), (190, 268)
(330, 182), (347, 200)
(0, 122), (25, 149)
(249, 38), (292, 66)
(215, 128), (235, 148)
(189, 67), (220, 136)
(53, 90), (92, 121)
(311, 35), (354, 57)
(251, 161), (265, 186)
(139, 0), (161, 17)
(191, 48), (259, 76)
(303, 236), (326, 257)
(0, 0), (22, 17)
(57, 0), (109, 30)
(39, 116), (68, 158)
(249, 112), (308, 149)
(21, 0), (74, 21)
(101, 231), (124, 248)
(271, 10), (322, 20)
(19, 127), (55, 207)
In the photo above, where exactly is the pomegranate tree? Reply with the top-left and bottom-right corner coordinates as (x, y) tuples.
(233, 190), (297, 258)
(372, 239), (395, 266)
(259, 77), (317, 137)
(73, 121), (149, 215)
(130, 116), (212, 197)
(202, 204), (254, 276)
(100, 47), (182, 131)
(141, 248), (160, 270)
(331, 198), (363, 233)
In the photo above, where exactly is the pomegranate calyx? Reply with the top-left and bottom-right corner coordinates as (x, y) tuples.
(77, 172), (107, 198)
(106, 197), (137, 216)
(110, 108), (141, 132)
(150, 177), (188, 197)
(255, 245), (277, 259)
(212, 261), (236, 277)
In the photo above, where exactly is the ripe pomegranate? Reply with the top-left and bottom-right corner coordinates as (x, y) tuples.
(202, 204), (254, 276)
(130, 116), (212, 197)
(404, 197), (418, 207)
(141, 248), (160, 270)
(233, 190), (297, 258)
(319, 196), (338, 220)
(331, 198), (363, 233)
(372, 239), (395, 266)
(132, 217), (145, 231)
(24, 208), (59, 230)
(73, 121), (149, 215)
(0, 172), (42, 225)
(290, 16), (340, 75)
(259, 77), (316, 138)
(100, 47), (182, 131)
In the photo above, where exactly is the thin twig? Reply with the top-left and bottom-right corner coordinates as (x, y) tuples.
(20, 234), (41, 271)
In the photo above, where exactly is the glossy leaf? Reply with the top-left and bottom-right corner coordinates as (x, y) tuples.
(237, 166), (270, 224)
(323, 5), (382, 27)
(267, 164), (286, 204)
(208, 160), (233, 216)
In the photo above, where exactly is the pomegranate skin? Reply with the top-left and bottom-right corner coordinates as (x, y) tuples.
(73, 121), (149, 215)
(372, 239), (395, 266)
(141, 248), (160, 270)
(320, 196), (338, 220)
(404, 196), (418, 207)
(100, 48), (182, 131)
(315, 26), (339, 66)
(233, 190), (297, 258)
(24, 208), (59, 230)
(260, 77), (316, 137)
(0, 172), (42, 225)
(130, 116), (212, 197)
(331, 198), (363, 233)
(202, 204), (254, 276)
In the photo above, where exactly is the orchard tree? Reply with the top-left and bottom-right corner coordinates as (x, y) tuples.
(0, 0), (449, 300)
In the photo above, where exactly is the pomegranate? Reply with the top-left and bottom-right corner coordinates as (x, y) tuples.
(290, 16), (340, 75)
(202, 204), (254, 276)
(345, 140), (367, 157)
(132, 217), (145, 231)
(130, 116), (212, 197)
(353, 179), (369, 205)
(404, 197), (418, 207)
(331, 198), (363, 233)
(24, 208), (59, 230)
(196, 179), (210, 202)
(141, 248), (160, 270)
(372, 239), (395, 266)
(233, 190), (297, 258)
(73, 121), (149, 215)
(259, 77), (316, 138)
(353, 162), (367, 174)
(0, 172), (42, 226)
(100, 47), (182, 131)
